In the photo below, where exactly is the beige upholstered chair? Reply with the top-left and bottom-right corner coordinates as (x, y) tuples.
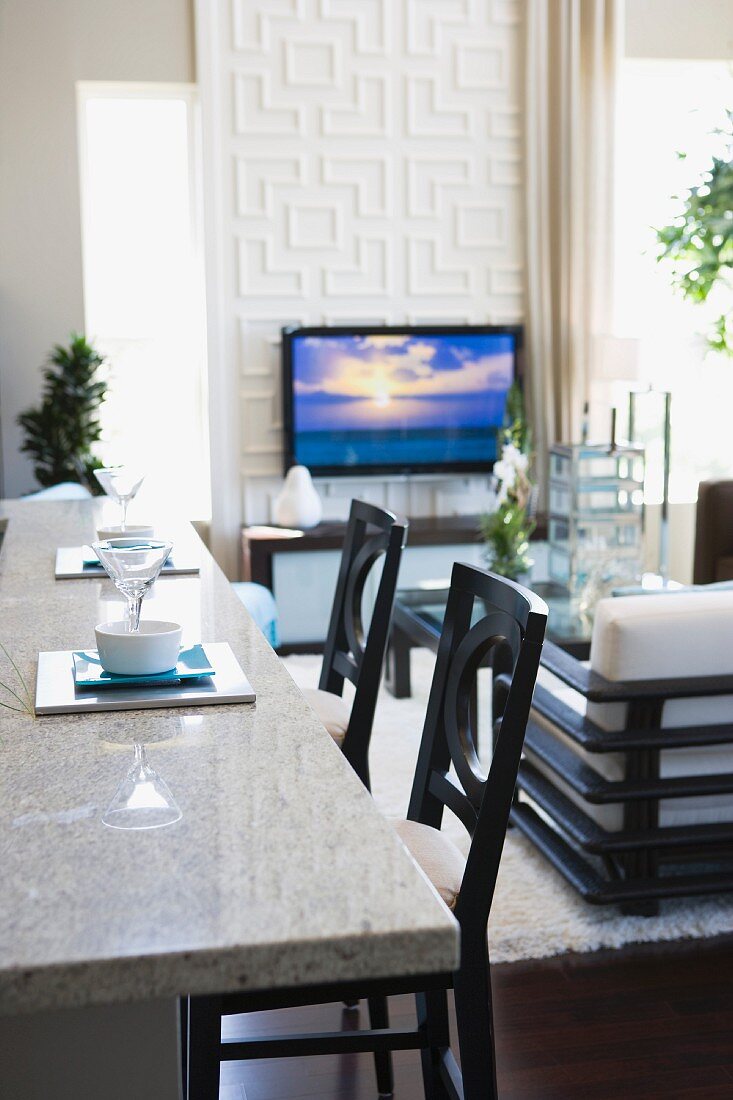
(185, 564), (548, 1100)
(299, 499), (407, 789)
(301, 686), (350, 746)
(392, 819), (465, 910)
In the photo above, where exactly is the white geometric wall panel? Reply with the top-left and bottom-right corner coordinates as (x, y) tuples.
(203, 0), (525, 525)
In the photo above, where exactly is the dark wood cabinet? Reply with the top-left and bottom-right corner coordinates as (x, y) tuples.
(241, 514), (488, 588)
(241, 513), (548, 651)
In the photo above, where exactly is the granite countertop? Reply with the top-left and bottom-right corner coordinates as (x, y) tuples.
(0, 500), (458, 1015)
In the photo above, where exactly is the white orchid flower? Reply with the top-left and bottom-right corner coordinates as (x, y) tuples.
(493, 458), (517, 488)
(500, 443), (528, 473)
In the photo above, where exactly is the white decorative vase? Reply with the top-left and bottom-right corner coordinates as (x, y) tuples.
(273, 465), (323, 529)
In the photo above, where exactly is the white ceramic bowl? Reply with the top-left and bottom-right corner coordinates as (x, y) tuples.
(96, 524), (155, 542)
(94, 620), (182, 676)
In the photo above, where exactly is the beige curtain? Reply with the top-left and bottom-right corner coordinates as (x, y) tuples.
(524, 0), (624, 498)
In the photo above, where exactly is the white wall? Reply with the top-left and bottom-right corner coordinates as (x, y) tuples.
(0, 0), (194, 497)
(197, 0), (525, 544)
(626, 0), (733, 59)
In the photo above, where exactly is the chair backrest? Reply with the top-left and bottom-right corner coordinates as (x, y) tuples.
(407, 562), (547, 938)
(588, 590), (733, 731)
(694, 479), (733, 584)
(319, 500), (408, 784)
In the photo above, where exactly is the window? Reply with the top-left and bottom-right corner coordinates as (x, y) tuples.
(613, 59), (733, 503)
(77, 84), (211, 519)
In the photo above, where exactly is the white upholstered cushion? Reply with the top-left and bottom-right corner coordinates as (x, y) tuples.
(590, 591), (733, 681)
(393, 819), (466, 911)
(531, 593), (733, 830)
(302, 688), (351, 746)
(589, 592), (733, 730)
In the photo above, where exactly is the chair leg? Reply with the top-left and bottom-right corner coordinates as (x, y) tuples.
(179, 997), (189, 1100)
(416, 988), (452, 1100)
(368, 995), (394, 1096)
(453, 955), (498, 1100)
(187, 994), (223, 1100)
(341, 733), (371, 792)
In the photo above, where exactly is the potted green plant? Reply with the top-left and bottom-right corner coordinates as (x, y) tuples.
(17, 334), (108, 494)
(656, 110), (733, 356)
(479, 382), (535, 582)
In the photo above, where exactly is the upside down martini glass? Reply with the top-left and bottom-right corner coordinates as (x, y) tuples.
(102, 743), (182, 830)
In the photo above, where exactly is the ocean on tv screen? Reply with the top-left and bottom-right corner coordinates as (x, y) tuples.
(291, 332), (514, 469)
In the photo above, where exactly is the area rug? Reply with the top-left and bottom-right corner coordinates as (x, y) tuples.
(283, 649), (733, 964)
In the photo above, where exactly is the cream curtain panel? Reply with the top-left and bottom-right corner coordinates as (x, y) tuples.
(524, 0), (624, 495)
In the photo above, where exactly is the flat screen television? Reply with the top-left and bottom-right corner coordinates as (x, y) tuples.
(282, 324), (522, 477)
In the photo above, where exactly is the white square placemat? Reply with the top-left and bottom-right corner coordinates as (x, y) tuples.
(55, 546), (201, 580)
(35, 642), (255, 714)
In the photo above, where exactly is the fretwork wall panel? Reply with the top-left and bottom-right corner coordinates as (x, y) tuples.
(205, 0), (524, 523)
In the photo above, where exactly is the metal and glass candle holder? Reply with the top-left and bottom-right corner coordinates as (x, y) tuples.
(627, 387), (672, 579)
(548, 442), (645, 597)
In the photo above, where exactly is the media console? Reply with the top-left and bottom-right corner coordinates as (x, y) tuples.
(241, 515), (546, 653)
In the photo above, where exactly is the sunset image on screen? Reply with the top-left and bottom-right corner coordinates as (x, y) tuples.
(290, 332), (515, 470)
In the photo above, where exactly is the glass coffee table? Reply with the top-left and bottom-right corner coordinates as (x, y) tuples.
(386, 580), (592, 699)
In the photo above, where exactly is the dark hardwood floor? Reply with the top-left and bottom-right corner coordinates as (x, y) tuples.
(219, 935), (733, 1100)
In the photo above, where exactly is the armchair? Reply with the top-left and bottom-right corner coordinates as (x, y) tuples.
(511, 590), (733, 914)
(693, 478), (733, 583)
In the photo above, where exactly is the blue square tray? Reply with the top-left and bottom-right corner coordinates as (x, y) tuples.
(82, 545), (173, 567)
(72, 644), (215, 689)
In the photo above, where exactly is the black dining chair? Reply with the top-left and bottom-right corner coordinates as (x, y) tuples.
(183, 563), (547, 1100)
(300, 498), (408, 790)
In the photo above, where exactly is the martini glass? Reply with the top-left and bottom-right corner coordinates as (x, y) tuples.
(93, 539), (173, 631)
(102, 743), (182, 830)
(94, 467), (145, 532)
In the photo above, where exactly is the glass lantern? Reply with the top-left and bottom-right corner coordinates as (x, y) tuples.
(548, 442), (646, 596)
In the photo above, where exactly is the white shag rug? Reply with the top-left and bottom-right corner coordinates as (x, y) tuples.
(283, 648), (733, 964)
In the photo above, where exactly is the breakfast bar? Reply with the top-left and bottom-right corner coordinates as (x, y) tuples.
(0, 500), (458, 1099)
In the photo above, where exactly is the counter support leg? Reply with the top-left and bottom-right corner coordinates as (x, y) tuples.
(0, 997), (182, 1100)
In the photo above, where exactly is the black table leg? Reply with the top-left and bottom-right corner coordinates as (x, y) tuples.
(386, 625), (413, 698)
